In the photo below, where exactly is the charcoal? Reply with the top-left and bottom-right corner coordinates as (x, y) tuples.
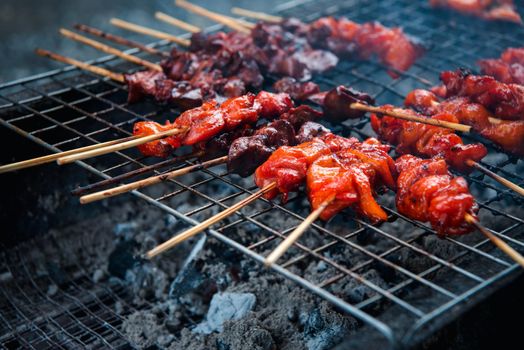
(169, 235), (207, 299)
(193, 292), (257, 334)
(107, 240), (140, 279)
(216, 318), (276, 350)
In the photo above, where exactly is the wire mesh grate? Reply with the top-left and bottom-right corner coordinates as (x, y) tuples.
(1, 0), (523, 348)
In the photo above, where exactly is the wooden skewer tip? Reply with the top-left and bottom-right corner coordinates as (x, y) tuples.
(264, 196), (334, 267)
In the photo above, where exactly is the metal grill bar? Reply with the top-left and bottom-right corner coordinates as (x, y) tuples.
(1, 0), (523, 348)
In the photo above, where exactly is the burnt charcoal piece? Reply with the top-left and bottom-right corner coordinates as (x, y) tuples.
(108, 240), (141, 279)
(273, 77), (321, 101)
(323, 85), (375, 121)
(193, 292), (257, 334)
(296, 121), (330, 143)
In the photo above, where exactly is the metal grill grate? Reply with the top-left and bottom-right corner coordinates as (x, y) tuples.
(1, 0), (524, 348)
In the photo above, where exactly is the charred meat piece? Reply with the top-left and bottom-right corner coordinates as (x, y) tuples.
(227, 120), (296, 177)
(307, 137), (395, 222)
(254, 138), (333, 202)
(323, 85), (375, 122)
(295, 121), (330, 143)
(307, 17), (424, 77)
(280, 105), (323, 128)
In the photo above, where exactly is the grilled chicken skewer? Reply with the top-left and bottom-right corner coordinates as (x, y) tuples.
(79, 105), (332, 203)
(266, 150), (524, 267)
(322, 86), (524, 196)
(405, 88), (524, 158)
(145, 132), (394, 258)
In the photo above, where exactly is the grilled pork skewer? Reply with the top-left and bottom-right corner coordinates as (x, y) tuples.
(395, 154), (524, 267)
(435, 69), (524, 121)
(180, 2), (424, 78)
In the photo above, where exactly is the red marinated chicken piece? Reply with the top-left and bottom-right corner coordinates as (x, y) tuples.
(133, 121), (181, 158)
(354, 22), (424, 77)
(478, 47), (524, 85)
(308, 17), (423, 78)
(405, 89), (524, 157)
(440, 69), (524, 120)
(307, 138), (395, 222)
(395, 155), (478, 236)
(370, 105), (487, 173)
(429, 0), (522, 23)
(254, 138), (333, 202)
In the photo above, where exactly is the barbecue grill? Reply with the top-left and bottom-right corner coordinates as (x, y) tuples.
(1, 0), (524, 349)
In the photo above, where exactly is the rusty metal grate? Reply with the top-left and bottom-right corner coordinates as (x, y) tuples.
(1, 0), (524, 348)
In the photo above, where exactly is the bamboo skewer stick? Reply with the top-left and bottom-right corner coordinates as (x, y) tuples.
(465, 214), (524, 268)
(265, 196), (334, 267)
(350, 102), (472, 133)
(35, 48), (125, 83)
(357, 103), (524, 197)
(71, 151), (204, 196)
(0, 135), (139, 174)
(174, 0), (253, 33)
(231, 7), (283, 23)
(60, 29), (163, 72)
(80, 155), (227, 204)
(110, 18), (190, 46)
(145, 182), (276, 259)
(56, 127), (188, 165)
(466, 160), (524, 197)
(155, 12), (201, 33)
(74, 24), (169, 58)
